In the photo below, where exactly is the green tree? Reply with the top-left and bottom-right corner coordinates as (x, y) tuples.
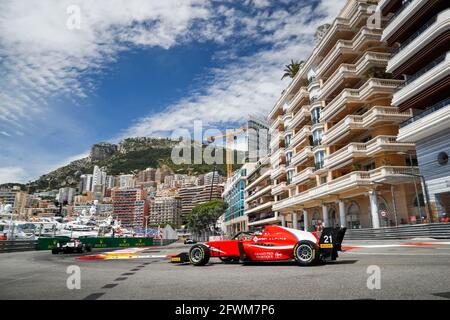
(187, 199), (228, 234)
(281, 60), (303, 80)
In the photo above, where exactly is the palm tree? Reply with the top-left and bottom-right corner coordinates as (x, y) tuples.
(281, 60), (303, 80)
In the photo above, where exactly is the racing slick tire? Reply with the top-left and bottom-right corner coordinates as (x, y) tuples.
(219, 256), (239, 263)
(85, 244), (92, 252)
(51, 248), (60, 254)
(293, 241), (320, 266)
(189, 244), (210, 266)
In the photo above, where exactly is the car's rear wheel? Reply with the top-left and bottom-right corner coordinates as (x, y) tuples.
(51, 248), (59, 254)
(189, 244), (210, 266)
(293, 241), (320, 266)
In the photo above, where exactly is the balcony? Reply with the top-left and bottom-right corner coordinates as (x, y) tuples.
(398, 98), (450, 143)
(291, 167), (315, 185)
(248, 211), (278, 226)
(387, 9), (450, 74)
(316, 28), (383, 78)
(270, 115), (282, 132)
(321, 78), (404, 122)
(271, 165), (286, 179)
(291, 146), (313, 166)
(273, 166), (420, 211)
(270, 131), (283, 149)
(271, 182), (288, 196)
(393, 52), (450, 107)
(314, 1), (375, 61)
(324, 135), (416, 169)
(245, 170), (271, 192)
(246, 202), (274, 216)
(290, 126), (311, 149)
(246, 185), (272, 203)
(286, 87), (309, 113)
(290, 105), (310, 129)
(319, 52), (390, 100)
(382, 0), (429, 43)
(322, 106), (411, 145)
(270, 147), (285, 166)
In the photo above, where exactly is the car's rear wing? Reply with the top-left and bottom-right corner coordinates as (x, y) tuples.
(319, 227), (347, 261)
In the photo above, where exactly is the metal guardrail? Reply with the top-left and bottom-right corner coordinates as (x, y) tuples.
(400, 97), (450, 128)
(345, 223), (450, 240)
(0, 240), (37, 253)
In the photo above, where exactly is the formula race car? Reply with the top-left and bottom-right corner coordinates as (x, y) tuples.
(171, 225), (346, 266)
(51, 239), (92, 254)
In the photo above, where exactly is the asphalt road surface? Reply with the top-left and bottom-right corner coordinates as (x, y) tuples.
(1, 239), (450, 300)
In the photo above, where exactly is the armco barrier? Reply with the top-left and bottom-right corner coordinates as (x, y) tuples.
(345, 223), (450, 240)
(37, 236), (153, 250)
(0, 240), (37, 253)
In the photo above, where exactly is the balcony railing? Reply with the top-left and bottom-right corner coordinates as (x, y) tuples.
(291, 146), (313, 166)
(273, 166), (420, 211)
(397, 54), (446, 90)
(400, 98), (450, 128)
(387, 0), (413, 23)
(248, 212), (275, 223)
(392, 14), (438, 57)
(292, 167), (314, 185)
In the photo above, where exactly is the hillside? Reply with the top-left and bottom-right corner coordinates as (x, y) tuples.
(19, 137), (245, 192)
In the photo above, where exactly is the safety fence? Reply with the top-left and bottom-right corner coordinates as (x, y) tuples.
(36, 236), (154, 250)
(0, 240), (37, 253)
(345, 223), (450, 240)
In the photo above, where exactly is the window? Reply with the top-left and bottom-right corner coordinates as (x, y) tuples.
(285, 134), (292, 148)
(286, 151), (293, 166)
(311, 107), (320, 124)
(315, 150), (325, 170)
(312, 128), (323, 146)
(287, 170), (294, 184)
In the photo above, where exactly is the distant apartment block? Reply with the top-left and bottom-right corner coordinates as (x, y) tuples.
(379, 0), (450, 220)
(247, 116), (271, 162)
(179, 183), (224, 223)
(111, 188), (149, 228)
(148, 196), (182, 227)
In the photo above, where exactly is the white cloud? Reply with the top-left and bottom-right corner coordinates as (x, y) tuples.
(123, 0), (347, 138)
(0, 167), (29, 184)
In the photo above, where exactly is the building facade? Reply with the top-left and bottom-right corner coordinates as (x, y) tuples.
(247, 116), (271, 162)
(179, 184), (224, 224)
(245, 156), (276, 231)
(379, 0), (450, 220)
(223, 163), (256, 235)
(148, 196), (182, 227)
(111, 188), (149, 228)
(268, 0), (423, 231)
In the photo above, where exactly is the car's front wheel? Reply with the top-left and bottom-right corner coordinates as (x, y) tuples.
(293, 241), (320, 266)
(189, 244), (210, 266)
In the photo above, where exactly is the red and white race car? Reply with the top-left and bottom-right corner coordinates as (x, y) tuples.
(172, 225), (346, 266)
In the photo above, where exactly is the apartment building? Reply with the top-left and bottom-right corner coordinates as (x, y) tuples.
(148, 196), (182, 227)
(268, 0), (423, 231)
(247, 116), (271, 162)
(179, 184), (224, 223)
(379, 0), (450, 220)
(111, 188), (149, 228)
(245, 156), (276, 231)
(223, 163), (256, 235)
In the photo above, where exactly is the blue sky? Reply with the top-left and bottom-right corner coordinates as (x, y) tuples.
(0, 0), (346, 184)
